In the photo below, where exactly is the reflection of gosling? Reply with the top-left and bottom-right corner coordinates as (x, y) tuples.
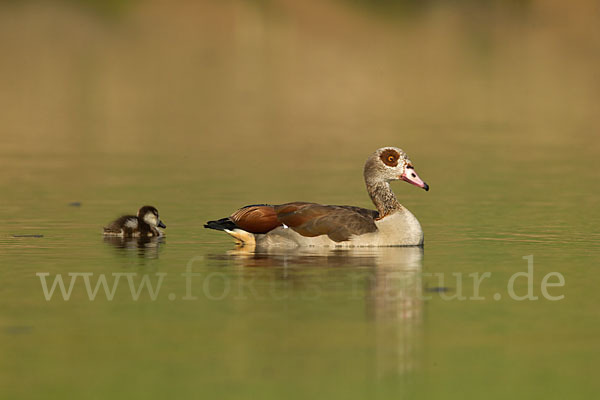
(103, 206), (166, 238)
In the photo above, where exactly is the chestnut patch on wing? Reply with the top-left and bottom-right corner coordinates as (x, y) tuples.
(380, 149), (400, 167)
(274, 202), (378, 242)
(230, 205), (280, 234)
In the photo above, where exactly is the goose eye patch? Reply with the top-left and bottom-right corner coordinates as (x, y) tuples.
(380, 149), (400, 167)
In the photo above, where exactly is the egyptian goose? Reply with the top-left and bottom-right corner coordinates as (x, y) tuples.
(204, 147), (429, 247)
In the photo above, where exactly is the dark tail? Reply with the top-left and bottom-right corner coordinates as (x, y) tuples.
(204, 217), (238, 231)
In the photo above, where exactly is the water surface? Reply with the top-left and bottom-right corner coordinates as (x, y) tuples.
(0, 1), (599, 399)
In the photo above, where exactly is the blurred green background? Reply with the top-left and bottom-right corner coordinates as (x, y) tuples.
(1, 0), (598, 160)
(0, 1), (598, 399)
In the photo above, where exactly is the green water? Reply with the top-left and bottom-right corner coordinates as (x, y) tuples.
(1, 143), (598, 399)
(1, 1), (599, 399)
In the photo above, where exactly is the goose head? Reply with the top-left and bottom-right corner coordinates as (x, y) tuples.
(138, 206), (167, 228)
(364, 147), (429, 191)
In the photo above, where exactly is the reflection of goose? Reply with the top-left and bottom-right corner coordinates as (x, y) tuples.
(367, 248), (423, 378)
(103, 236), (164, 259)
(205, 147), (428, 247)
(211, 246), (423, 377)
(220, 244), (422, 269)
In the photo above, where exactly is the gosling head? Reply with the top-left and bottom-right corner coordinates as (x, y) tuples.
(364, 147), (429, 191)
(137, 206), (167, 228)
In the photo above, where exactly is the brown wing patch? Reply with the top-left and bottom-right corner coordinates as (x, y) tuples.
(274, 202), (378, 242)
(230, 205), (280, 234)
